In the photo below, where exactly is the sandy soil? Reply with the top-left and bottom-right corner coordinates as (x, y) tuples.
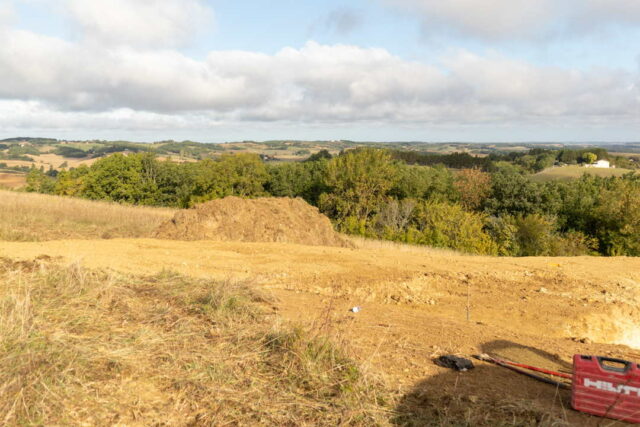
(1, 238), (639, 425)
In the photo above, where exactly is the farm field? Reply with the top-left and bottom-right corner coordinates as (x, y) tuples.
(531, 165), (636, 182)
(1, 192), (639, 425)
(0, 172), (26, 189)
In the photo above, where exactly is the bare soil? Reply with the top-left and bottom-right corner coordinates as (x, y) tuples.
(1, 238), (639, 424)
(155, 196), (352, 248)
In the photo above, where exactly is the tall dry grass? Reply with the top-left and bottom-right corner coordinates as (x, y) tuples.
(347, 235), (466, 257)
(0, 190), (176, 241)
(0, 258), (390, 425)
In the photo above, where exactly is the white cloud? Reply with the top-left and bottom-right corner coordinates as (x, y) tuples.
(0, 25), (638, 134)
(0, 0), (15, 27)
(384, 0), (640, 40)
(65, 0), (214, 47)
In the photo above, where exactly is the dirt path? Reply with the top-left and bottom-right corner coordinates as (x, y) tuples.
(2, 238), (639, 424)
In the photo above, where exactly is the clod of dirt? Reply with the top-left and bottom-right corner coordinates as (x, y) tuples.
(154, 197), (352, 248)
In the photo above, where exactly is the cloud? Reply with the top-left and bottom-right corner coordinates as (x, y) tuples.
(0, 23), (638, 135)
(64, 0), (214, 47)
(0, 0), (15, 27)
(325, 8), (362, 35)
(384, 0), (640, 40)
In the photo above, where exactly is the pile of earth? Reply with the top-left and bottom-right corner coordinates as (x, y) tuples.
(154, 196), (352, 248)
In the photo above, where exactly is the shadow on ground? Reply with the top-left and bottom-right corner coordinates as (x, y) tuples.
(391, 340), (616, 426)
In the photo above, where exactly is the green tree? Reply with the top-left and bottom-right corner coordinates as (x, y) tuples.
(392, 165), (456, 202)
(304, 149), (332, 162)
(319, 148), (400, 230)
(80, 153), (159, 204)
(511, 214), (558, 256)
(54, 166), (90, 196)
(405, 201), (497, 255)
(484, 165), (545, 216)
(266, 160), (328, 204)
(582, 152), (597, 164)
(188, 153), (268, 205)
(25, 166), (56, 194)
(217, 153), (269, 197)
(484, 215), (520, 256)
(593, 175), (640, 255)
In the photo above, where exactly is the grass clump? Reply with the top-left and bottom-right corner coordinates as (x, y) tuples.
(0, 258), (389, 425)
(263, 327), (388, 424)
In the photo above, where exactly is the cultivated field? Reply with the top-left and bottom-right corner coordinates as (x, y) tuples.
(531, 165), (636, 182)
(1, 191), (639, 425)
(0, 172), (26, 189)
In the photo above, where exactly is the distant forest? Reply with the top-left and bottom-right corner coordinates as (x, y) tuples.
(24, 146), (640, 257)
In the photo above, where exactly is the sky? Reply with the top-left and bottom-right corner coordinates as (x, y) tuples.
(0, 0), (639, 142)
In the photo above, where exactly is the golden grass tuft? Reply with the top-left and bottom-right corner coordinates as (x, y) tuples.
(0, 258), (390, 425)
(0, 190), (176, 241)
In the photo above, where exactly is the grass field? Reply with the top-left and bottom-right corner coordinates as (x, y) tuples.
(0, 259), (388, 425)
(530, 165), (636, 182)
(0, 190), (176, 241)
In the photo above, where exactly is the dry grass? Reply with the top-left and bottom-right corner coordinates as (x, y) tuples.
(347, 236), (466, 256)
(0, 258), (390, 425)
(0, 190), (176, 241)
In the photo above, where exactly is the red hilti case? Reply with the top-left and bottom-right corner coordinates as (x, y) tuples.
(572, 354), (640, 423)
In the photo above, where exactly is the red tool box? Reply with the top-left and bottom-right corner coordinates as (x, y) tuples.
(572, 354), (640, 423)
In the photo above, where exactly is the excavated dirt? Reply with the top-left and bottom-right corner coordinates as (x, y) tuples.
(2, 238), (640, 425)
(154, 197), (351, 248)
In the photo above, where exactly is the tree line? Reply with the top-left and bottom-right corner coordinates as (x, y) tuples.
(25, 148), (640, 257)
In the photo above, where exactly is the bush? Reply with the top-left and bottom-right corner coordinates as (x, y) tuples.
(404, 201), (497, 255)
(320, 148), (400, 227)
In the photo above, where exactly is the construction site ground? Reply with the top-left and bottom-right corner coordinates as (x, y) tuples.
(2, 238), (639, 425)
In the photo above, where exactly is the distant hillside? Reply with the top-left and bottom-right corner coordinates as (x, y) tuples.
(1, 137), (639, 166)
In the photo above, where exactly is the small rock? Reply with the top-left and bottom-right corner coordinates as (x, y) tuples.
(538, 287), (549, 294)
(349, 306), (361, 313)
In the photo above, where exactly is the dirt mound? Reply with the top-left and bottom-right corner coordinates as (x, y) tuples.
(154, 197), (351, 247)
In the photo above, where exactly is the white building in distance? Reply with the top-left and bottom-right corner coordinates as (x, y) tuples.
(585, 159), (611, 168)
